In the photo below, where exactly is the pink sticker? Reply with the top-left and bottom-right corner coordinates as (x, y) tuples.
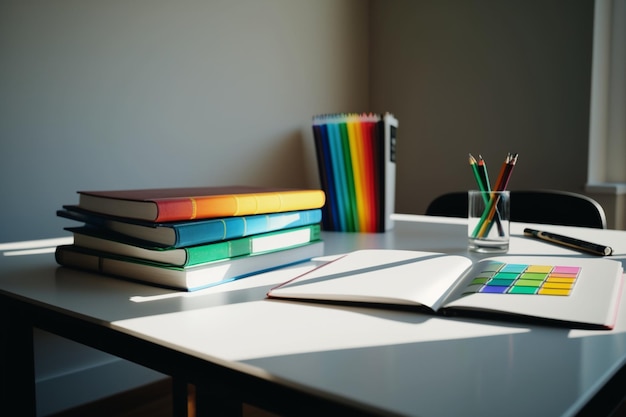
(551, 266), (580, 275)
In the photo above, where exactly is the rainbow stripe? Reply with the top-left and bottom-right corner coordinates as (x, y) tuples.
(312, 113), (396, 233)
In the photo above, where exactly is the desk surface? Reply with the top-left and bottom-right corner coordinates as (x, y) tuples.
(2, 215), (626, 417)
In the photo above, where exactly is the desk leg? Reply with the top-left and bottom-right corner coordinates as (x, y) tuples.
(0, 300), (36, 417)
(171, 378), (190, 417)
(195, 383), (243, 417)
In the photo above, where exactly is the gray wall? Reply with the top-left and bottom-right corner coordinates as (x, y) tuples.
(0, 0), (369, 243)
(370, 0), (594, 215)
(0, 0), (598, 240)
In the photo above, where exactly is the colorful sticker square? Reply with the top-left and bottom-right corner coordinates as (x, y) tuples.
(464, 263), (580, 297)
(508, 286), (537, 295)
(515, 279), (542, 287)
(520, 272), (548, 280)
(538, 288), (571, 296)
(525, 265), (553, 273)
(493, 272), (521, 280)
(481, 262), (505, 272)
(480, 286), (509, 294)
(500, 264), (528, 273)
(488, 278), (516, 287)
(546, 277), (576, 284)
(553, 266), (581, 274)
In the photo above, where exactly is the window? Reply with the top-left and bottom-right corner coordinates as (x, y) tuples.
(587, 0), (626, 194)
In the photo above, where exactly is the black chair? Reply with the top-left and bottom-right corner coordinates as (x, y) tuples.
(425, 190), (607, 229)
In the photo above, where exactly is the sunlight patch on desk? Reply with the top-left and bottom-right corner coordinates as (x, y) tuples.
(4, 247), (58, 256)
(391, 213), (468, 225)
(130, 292), (189, 303)
(112, 300), (530, 361)
(1, 237), (72, 256)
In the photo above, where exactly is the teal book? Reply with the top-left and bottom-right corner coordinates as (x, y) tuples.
(55, 241), (324, 291)
(68, 224), (322, 267)
(57, 206), (322, 248)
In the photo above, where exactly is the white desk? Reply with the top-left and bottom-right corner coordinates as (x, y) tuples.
(2, 215), (626, 417)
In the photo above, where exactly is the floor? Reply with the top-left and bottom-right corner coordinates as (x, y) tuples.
(49, 378), (278, 417)
(46, 376), (626, 417)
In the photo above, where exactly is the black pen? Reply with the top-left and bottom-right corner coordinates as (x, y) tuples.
(523, 228), (613, 256)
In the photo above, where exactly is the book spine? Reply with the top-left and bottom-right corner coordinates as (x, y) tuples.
(174, 217), (245, 247)
(312, 124), (336, 231)
(185, 241), (233, 266)
(374, 119), (385, 232)
(187, 224), (322, 266)
(318, 112), (383, 233)
(56, 245), (199, 290)
(55, 244), (100, 271)
(312, 113), (396, 232)
(382, 113), (398, 231)
(155, 191), (325, 221)
(318, 121), (339, 230)
(57, 242), (325, 291)
(154, 198), (198, 222)
(173, 209), (322, 247)
(327, 121), (348, 231)
(360, 115), (378, 232)
(335, 115), (359, 232)
(347, 115), (365, 232)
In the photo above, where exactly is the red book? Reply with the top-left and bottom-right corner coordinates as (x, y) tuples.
(77, 185), (326, 222)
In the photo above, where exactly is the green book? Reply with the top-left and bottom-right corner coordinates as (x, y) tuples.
(68, 224), (321, 267)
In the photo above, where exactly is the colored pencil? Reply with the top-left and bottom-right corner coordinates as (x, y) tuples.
(469, 154), (487, 192)
(472, 154), (510, 237)
(472, 153), (518, 238)
(477, 155), (490, 191)
(478, 154), (506, 236)
(469, 154), (504, 236)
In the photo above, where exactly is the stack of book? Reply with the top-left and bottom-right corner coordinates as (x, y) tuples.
(55, 186), (326, 291)
(312, 112), (398, 232)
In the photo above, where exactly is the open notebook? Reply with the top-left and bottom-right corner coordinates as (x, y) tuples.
(267, 249), (624, 329)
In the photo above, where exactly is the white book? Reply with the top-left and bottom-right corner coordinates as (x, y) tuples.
(56, 241), (324, 291)
(268, 249), (624, 329)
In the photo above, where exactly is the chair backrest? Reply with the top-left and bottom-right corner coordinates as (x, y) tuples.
(425, 190), (607, 229)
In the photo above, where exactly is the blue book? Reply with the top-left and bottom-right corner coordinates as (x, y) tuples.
(57, 206), (322, 248)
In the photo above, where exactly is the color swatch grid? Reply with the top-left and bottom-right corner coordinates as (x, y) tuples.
(464, 262), (580, 296)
